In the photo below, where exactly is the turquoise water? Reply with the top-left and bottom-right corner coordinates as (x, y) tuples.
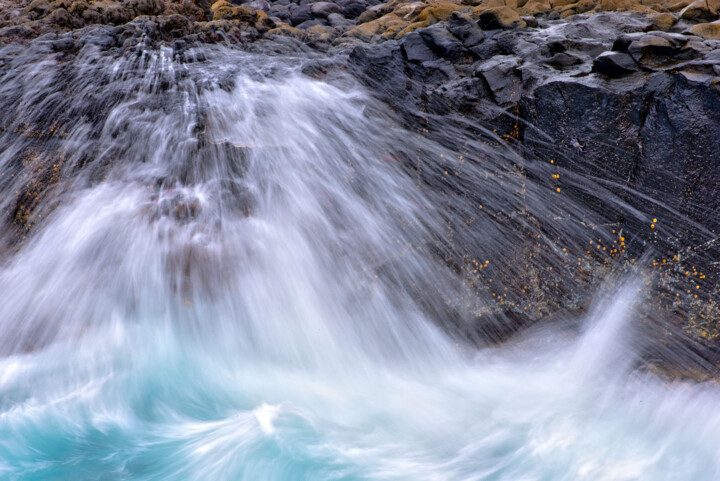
(0, 43), (719, 480)
(2, 289), (720, 480)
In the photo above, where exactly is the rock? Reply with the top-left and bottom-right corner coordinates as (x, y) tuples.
(522, 15), (539, 27)
(129, 0), (165, 16)
(477, 7), (527, 29)
(446, 12), (484, 47)
(296, 18), (326, 29)
(348, 42), (409, 109)
(687, 21), (720, 39)
(401, 31), (438, 62)
(157, 14), (195, 37)
(416, 2), (469, 24)
(679, 0), (720, 21)
(428, 77), (489, 114)
(346, 13), (406, 39)
(393, 2), (427, 20)
(310, 1), (341, 18)
(45, 7), (80, 29)
(269, 5), (290, 21)
(306, 23), (333, 38)
(255, 10), (276, 31)
(623, 33), (702, 67)
(521, 0), (551, 15)
(289, 4), (313, 26)
(469, 38), (502, 59)
(245, 0), (270, 11)
(419, 25), (466, 60)
(327, 12), (351, 26)
(356, 3), (388, 23)
(265, 21), (304, 38)
(600, 0), (637, 10)
(335, 0), (367, 18)
(648, 12), (678, 31)
(475, 55), (522, 104)
(545, 51), (583, 67)
(212, 2), (257, 22)
(407, 58), (457, 83)
(592, 50), (639, 74)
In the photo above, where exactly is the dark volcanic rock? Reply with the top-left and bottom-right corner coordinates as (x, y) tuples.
(593, 51), (639, 74)
(418, 25), (466, 61)
(401, 31), (437, 63)
(310, 1), (342, 18)
(336, 0), (367, 18)
(348, 42), (409, 108)
(475, 56), (522, 105)
(289, 4), (313, 26)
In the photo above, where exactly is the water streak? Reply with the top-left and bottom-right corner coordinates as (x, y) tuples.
(0, 42), (719, 480)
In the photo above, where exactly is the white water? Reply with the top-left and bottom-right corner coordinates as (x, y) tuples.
(0, 43), (719, 480)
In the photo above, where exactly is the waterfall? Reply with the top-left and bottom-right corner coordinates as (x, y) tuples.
(1, 41), (719, 480)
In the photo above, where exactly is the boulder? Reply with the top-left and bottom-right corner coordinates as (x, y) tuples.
(335, 0), (367, 19)
(446, 12), (484, 47)
(679, 0), (720, 21)
(289, 4), (313, 26)
(648, 12), (678, 30)
(475, 55), (522, 104)
(348, 42), (409, 109)
(418, 25), (466, 60)
(211, 1), (257, 22)
(265, 21), (304, 38)
(416, 2), (470, 24)
(544, 51), (583, 67)
(592, 50), (639, 74)
(477, 7), (527, 29)
(327, 12), (352, 26)
(687, 20), (720, 39)
(346, 13), (407, 39)
(600, 0), (637, 10)
(401, 30), (438, 62)
(310, 2), (341, 18)
(521, 0), (551, 15)
(356, 4), (389, 23)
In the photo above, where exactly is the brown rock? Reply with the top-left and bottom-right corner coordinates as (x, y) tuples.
(679, 0), (720, 21)
(472, 0), (519, 7)
(667, 0), (692, 12)
(129, 0), (165, 16)
(266, 22), (304, 38)
(550, 0), (578, 7)
(477, 6), (527, 28)
(103, 5), (134, 25)
(416, 2), (470, 23)
(574, 0), (598, 13)
(521, 0), (551, 14)
(687, 20), (720, 38)
(393, 2), (429, 20)
(157, 14), (194, 36)
(255, 10), (275, 32)
(212, 3), (257, 22)
(394, 20), (426, 36)
(306, 24), (333, 40)
(346, 13), (408, 39)
(649, 11), (678, 29)
(26, 0), (50, 16)
(356, 4), (391, 23)
(600, 0), (635, 10)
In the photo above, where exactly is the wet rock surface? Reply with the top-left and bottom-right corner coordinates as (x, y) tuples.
(1, 0), (720, 370)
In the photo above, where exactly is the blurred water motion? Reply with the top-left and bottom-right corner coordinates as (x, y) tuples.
(0, 42), (719, 480)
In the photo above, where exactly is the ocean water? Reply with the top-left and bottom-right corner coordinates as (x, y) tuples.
(0, 42), (719, 480)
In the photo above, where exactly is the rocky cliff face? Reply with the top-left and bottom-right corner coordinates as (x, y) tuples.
(1, 0), (719, 369)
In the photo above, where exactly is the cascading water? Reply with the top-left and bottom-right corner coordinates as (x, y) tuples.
(1, 40), (720, 480)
